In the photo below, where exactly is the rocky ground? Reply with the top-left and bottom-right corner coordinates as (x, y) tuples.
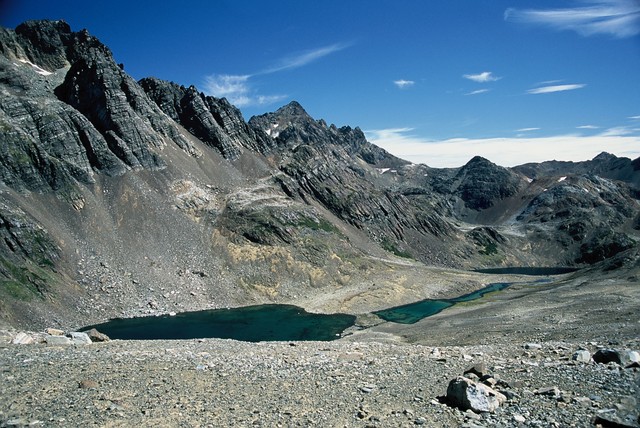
(0, 333), (638, 427)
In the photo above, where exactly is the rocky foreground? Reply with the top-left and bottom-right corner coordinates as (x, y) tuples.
(1, 329), (638, 428)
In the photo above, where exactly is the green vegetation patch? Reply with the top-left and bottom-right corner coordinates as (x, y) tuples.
(381, 238), (413, 259)
(479, 241), (498, 255)
(0, 257), (51, 301)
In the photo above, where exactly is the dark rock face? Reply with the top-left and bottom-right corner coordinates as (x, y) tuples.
(54, 51), (198, 170)
(249, 101), (407, 168)
(0, 200), (60, 300)
(250, 101), (459, 265)
(444, 156), (526, 210)
(516, 175), (638, 264)
(0, 20), (200, 192)
(140, 77), (273, 159)
(0, 79), (126, 191)
(514, 152), (640, 190)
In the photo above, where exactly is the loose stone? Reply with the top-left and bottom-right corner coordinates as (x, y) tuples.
(446, 376), (506, 413)
(572, 349), (591, 363)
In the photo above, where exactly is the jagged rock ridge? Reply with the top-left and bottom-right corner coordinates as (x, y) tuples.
(0, 20), (638, 329)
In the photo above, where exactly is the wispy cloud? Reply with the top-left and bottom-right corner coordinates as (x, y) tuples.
(465, 89), (490, 96)
(505, 0), (640, 38)
(203, 42), (350, 108)
(262, 43), (351, 74)
(463, 71), (501, 83)
(393, 79), (415, 89)
(527, 83), (586, 94)
(629, 115), (640, 120)
(577, 125), (599, 129)
(365, 127), (640, 167)
(203, 74), (286, 107)
(599, 126), (636, 137)
(516, 127), (540, 132)
(203, 74), (250, 99)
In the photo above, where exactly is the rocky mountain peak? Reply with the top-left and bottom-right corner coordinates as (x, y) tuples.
(450, 155), (525, 210)
(593, 151), (616, 162)
(139, 76), (274, 157)
(276, 100), (309, 117)
(2, 19), (113, 72)
(463, 155), (494, 168)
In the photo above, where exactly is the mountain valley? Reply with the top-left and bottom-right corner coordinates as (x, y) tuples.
(0, 20), (639, 427)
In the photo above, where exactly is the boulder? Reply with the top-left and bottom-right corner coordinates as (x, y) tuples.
(446, 376), (506, 413)
(84, 328), (110, 342)
(78, 379), (98, 389)
(593, 349), (640, 366)
(11, 332), (35, 345)
(45, 328), (65, 336)
(45, 335), (71, 345)
(70, 332), (92, 345)
(572, 349), (591, 363)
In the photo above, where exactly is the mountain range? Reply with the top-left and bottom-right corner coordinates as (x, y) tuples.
(0, 20), (638, 329)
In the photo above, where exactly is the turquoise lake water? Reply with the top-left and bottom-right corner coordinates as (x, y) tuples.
(373, 281), (511, 324)
(82, 267), (574, 340)
(82, 304), (356, 342)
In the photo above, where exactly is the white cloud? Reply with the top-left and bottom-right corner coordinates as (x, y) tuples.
(505, 0), (640, 38)
(516, 127), (540, 132)
(599, 126), (635, 137)
(629, 115), (640, 120)
(393, 79), (415, 89)
(527, 84), (586, 94)
(463, 71), (501, 83)
(203, 74), (286, 107)
(365, 127), (640, 168)
(203, 74), (250, 99)
(577, 125), (599, 129)
(203, 42), (350, 108)
(465, 89), (490, 96)
(262, 43), (351, 74)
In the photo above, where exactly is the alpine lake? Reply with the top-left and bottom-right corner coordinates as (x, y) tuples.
(82, 267), (577, 342)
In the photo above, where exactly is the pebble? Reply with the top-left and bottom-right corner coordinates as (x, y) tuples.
(514, 414), (526, 423)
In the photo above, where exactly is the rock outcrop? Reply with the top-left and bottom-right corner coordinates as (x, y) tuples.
(140, 77), (273, 159)
(0, 19), (200, 194)
(441, 156), (526, 210)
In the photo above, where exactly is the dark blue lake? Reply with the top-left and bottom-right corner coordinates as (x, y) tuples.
(82, 304), (356, 342)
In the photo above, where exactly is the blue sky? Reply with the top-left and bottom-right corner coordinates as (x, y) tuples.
(2, 0), (639, 167)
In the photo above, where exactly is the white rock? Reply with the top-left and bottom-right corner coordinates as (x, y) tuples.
(572, 349), (591, 363)
(70, 332), (92, 345)
(446, 376), (506, 413)
(620, 350), (640, 367)
(11, 332), (35, 345)
(46, 335), (72, 345)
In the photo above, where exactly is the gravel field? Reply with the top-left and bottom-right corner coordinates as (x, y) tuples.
(1, 332), (638, 427)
